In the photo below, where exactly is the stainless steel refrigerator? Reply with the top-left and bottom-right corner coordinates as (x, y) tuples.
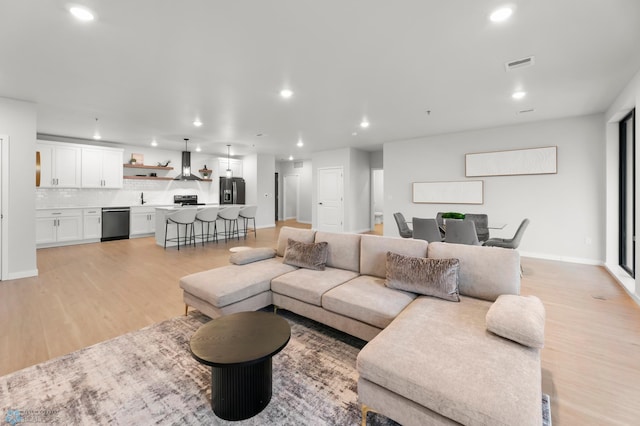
(219, 177), (246, 204)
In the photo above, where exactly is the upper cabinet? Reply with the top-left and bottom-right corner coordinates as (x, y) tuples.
(218, 157), (243, 177)
(37, 142), (81, 188)
(81, 147), (123, 188)
(36, 141), (123, 189)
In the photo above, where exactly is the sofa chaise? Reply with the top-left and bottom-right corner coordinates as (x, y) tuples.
(179, 226), (545, 425)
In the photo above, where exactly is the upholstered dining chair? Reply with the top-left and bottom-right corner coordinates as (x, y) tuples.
(464, 213), (490, 243)
(393, 212), (413, 238)
(164, 208), (197, 250)
(444, 219), (481, 245)
(412, 218), (443, 242)
(483, 218), (530, 249)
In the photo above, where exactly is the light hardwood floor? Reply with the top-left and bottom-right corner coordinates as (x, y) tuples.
(1, 221), (639, 425)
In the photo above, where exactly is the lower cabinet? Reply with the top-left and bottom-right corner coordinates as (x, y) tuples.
(36, 209), (83, 247)
(83, 208), (102, 240)
(130, 207), (156, 237)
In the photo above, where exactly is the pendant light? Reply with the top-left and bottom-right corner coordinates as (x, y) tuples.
(226, 144), (233, 178)
(93, 118), (101, 140)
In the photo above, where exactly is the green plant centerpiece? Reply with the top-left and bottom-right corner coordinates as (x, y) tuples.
(441, 212), (465, 220)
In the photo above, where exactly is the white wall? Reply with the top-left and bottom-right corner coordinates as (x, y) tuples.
(384, 114), (606, 264)
(254, 153), (276, 229)
(373, 169), (384, 213)
(604, 69), (640, 302)
(0, 97), (38, 279)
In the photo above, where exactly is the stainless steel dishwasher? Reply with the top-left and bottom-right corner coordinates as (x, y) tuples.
(101, 207), (131, 241)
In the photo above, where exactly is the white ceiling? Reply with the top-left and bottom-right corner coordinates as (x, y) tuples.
(1, 1), (639, 160)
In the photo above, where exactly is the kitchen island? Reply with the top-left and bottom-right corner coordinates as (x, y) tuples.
(155, 205), (245, 247)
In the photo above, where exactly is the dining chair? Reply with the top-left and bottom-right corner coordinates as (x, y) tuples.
(464, 213), (490, 243)
(164, 208), (197, 250)
(412, 217), (443, 242)
(195, 206), (219, 245)
(483, 218), (530, 249)
(393, 212), (413, 238)
(444, 219), (481, 245)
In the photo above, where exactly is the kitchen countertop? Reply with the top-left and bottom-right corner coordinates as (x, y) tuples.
(35, 203), (207, 210)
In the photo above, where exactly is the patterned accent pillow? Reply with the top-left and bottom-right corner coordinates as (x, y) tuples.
(486, 295), (545, 348)
(385, 252), (460, 302)
(283, 238), (329, 271)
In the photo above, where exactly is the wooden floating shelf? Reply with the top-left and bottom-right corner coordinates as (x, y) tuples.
(123, 164), (174, 170)
(123, 176), (212, 182)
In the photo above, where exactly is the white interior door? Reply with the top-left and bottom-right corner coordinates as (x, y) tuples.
(283, 175), (299, 220)
(317, 167), (344, 232)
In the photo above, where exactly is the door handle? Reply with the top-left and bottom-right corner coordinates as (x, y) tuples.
(318, 202), (323, 205)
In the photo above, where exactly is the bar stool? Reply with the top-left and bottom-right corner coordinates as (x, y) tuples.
(217, 206), (241, 241)
(195, 206), (219, 245)
(164, 208), (197, 250)
(239, 205), (258, 239)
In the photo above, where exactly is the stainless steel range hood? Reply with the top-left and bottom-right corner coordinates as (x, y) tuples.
(174, 138), (202, 181)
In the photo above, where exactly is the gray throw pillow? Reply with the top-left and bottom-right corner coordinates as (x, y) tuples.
(486, 295), (545, 348)
(229, 247), (276, 265)
(283, 238), (329, 271)
(385, 252), (460, 302)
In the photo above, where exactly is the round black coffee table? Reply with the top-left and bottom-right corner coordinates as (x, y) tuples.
(190, 311), (291, 421)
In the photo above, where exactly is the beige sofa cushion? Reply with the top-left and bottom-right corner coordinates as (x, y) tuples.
(427, 242), (520, 301)
(179, 258), (296, 308)
(386, 252), (460, 302)
(276, 226), (316, 257)
(486, 295), (545, 348)
(271, 267), (359, 306)
(360, 235), (428, 278)
(357, 296), (542, 426)
(315, 231), (361, 272)
(322, 275), (416, 329)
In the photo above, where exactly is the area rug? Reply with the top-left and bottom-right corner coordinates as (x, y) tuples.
(0, 310), (550, 425)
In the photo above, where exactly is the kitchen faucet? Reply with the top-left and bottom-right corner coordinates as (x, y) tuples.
(141, 192), (146, 205)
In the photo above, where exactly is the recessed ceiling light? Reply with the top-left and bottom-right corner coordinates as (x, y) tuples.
(297, 140), (304, 147)
(92, 133), (101, 140)
(280, 89), (294, 99)
(69, 6), (95, 21)
(360, 119), (370, 129)
(151, 139), (158, 147)
(193, 119), (203, 127)
(512, 91), (527, 100)
(352, 132), (358, 136)
(288, 155), (294, 161)
(489, 7), (513, 22)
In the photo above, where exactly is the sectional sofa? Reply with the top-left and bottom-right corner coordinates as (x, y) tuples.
(180, 226), (545, 426)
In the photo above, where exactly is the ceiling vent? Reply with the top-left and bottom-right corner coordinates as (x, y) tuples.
(505, 56), (535, 72)
(517, 108), (536, 115)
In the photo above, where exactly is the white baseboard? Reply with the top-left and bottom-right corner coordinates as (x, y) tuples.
(603, 264), (640, 307)
(519, 251), (604, 266)
(4, 269), (39, 280)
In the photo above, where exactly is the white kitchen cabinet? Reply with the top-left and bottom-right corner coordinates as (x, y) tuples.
(81, 147), (123, 188)
(36, 142), (81, 188)
(218, 157), (243, 178)
(83, 208), (102, 240)
(130, 207), (156, 237)
(36, 209), (83, 247)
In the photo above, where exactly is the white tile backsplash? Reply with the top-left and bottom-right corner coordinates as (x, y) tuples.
(36, 179), (219, 208)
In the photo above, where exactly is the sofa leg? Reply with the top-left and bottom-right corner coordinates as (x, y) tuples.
(184, 304), (189, 316)
(361, 405), (374, 426)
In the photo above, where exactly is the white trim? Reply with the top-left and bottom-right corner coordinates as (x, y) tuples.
(520, 251), (603, 266)
(604, 264), (640, 307)
(0, 136), (9, 280)
(5, 269), (38, 280)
